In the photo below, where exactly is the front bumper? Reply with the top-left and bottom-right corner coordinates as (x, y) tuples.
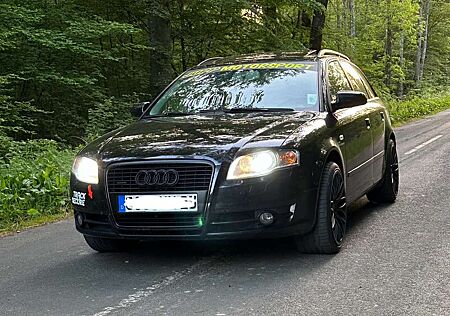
(72, 162), (319, 240)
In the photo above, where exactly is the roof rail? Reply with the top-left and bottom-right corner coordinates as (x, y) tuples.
(317, 49), (350, 60)
(305, 50), (319, 57)
(196, 57), (223, 67)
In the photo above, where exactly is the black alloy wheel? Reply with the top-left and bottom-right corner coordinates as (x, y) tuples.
(295, 162), (347, 254)
(367, 139), (399, 203)
(330, 168), (347, 245)
(390, 143), (399, 196)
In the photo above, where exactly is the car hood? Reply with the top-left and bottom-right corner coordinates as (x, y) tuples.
(95, 112), (316, 163)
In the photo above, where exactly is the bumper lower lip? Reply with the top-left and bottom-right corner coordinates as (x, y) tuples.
(74, 198), (311, 240)
(75, 217), (314, 240)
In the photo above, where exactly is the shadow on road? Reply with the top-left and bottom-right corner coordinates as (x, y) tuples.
(346, 196), (391, 235)
(121, 195), (391, 259)
(77, 195), (393, 261)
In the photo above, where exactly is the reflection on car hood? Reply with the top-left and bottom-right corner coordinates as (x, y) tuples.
(98, 112), (316, 163)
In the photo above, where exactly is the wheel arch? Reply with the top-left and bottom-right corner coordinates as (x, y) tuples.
(380, 130), (397, 177)
(310, 143), (346, 230)
(324, 149), (344, 175)
(315, 136), (346, 189)
(389, 131), (396, 144)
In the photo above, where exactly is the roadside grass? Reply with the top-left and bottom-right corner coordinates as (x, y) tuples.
(387, 93), (450, 126)
(0, 139), (76, 233)
(1, 93), (449, 235)
(0, 210), (72, 237)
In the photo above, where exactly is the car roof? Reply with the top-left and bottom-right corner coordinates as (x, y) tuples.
(193, 49), (350, 69)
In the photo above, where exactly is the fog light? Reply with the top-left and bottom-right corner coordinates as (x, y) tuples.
(259, 212), (274, 225)
(76, 213), (84, 226)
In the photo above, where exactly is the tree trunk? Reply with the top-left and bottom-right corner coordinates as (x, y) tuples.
(415, 0), (424, 84)
(263, 4), (279, 49)
(302, 11), (311, 27)
(292, 9), (301, 39)
(335, 0), (342, 50)
(178, 0), (187, 71)
(398, 32), (405, 99)
(336, 0), (341, 30)
(148, 0), (173, 98)
(419, 0), (431, 82)
(310, 0), (329, 50)
(349, 0), (356, 37)
(341, 0), (347, 31)
(264, 4), (278, 33)
(384, 0), (393, 87)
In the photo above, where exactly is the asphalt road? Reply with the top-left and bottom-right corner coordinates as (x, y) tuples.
(1, 110), (449, 316)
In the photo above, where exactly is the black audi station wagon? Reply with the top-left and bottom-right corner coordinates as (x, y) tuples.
(71, 49), (399, 254)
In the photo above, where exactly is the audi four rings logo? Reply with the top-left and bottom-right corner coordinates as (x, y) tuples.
(135, 169), (179, 186)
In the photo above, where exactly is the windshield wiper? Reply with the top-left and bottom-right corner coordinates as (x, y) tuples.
(225, 108), (295, 113)
(198, 109), (227, 114)
(150, 108), (296, 117)
(148, 112), (194, 117)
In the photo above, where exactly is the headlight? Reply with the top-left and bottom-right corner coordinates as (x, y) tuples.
(226, 149), (299, 180)
(72, 157), (99, 184)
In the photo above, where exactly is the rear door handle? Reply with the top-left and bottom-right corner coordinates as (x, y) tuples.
(365, 118), (371, 129)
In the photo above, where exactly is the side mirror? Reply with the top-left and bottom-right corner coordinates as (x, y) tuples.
(331, 91), (367, 112)
(130, 102), (151, 118)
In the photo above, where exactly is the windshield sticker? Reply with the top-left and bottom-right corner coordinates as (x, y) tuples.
(307, 94), (318, 105)
(184, 62), (316, 78)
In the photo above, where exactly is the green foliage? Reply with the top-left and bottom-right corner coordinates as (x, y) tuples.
(0, 140), (75, 230)
(423, 0), (450, 88)
(388, 93), (450, 125)
(0, 76), (42, 139)
(324, 0), (419, 93)
(0, 1), (147, 142)
(1, 0), (449, 142)
(86, 95), (138, 139)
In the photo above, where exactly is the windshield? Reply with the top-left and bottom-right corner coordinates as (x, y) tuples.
(148, 62), (319, 116)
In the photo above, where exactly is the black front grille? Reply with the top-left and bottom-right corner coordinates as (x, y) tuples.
(107, 163), (213, 193)
(106, 161), (213, 231)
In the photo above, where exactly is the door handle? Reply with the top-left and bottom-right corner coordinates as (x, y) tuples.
(365, 118), (371, 129)
(380, 112), (385, 121)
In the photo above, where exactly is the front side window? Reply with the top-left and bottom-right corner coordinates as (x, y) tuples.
(148, 62), (319, 115)
(327, 61), (352, 103)
(340, 61), (372, 98)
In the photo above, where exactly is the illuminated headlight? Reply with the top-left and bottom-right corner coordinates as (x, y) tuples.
(72, 157), (99, 184)
(226, 149), (299, 180)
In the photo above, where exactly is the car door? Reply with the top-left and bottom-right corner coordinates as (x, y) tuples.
(327, 60), (374, 203)
(340, 61), (385, 185)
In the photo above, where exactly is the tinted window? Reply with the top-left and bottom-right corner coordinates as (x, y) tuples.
(355, 67), (376, 99)
(327, 61), (352, 103)
(148, 62), (319, 115)
(340, 61), (372, 98)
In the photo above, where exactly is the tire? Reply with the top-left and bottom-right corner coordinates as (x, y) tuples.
(295, 162), (347, 254)
(367, 139), (399, 204)
(83, 235), (132, 253)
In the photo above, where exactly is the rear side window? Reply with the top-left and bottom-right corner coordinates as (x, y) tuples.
(340, 61), (375, 99)
(327, 61), (352, 103)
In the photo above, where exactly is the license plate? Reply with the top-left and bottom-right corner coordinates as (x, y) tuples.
(117, 194), (198, 213)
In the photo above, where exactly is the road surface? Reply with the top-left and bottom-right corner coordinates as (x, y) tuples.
(1, 110), (449, 316)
